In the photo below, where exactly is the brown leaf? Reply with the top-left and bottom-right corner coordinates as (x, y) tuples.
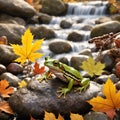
(0, 80), (14, 98)
(0, 102), (14, 114)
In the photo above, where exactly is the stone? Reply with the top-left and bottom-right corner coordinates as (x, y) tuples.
(40, 0), (67, 16)
(9, 79), (101, 119)
(60, 20), (72, 29)
(0, 23), (25, 44)
(7, 63), (23, 75)
(0, 72), (20, 87)
(0, 64), (6, 75)
(90, 21), (120, 38)
(70, 55), (89, 70)
(30, 25), (55, 39)
(49, 39), (72, 54)
(0, 0), (36, 18)
(67, 32), (83, 42)
(0, 45), (17, 65)
(111, 14), (120, 22)
(79, 48), (92, 57)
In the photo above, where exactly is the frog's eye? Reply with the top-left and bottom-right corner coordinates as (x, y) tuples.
(53, 60), (59, 67)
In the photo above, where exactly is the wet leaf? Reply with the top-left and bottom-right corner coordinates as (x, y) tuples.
(88, 78), (120, 120)
(80, 57), (105, 77)
(11, 28), (43, 64)
(0, 102), (14, 114)
(0, 80), (14, 98)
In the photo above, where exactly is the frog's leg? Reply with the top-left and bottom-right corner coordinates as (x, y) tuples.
(57, 76), (74, 98)
(74, 78), (90, 93)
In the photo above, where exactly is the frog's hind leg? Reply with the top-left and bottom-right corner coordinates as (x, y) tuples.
(57, 77), (74, 98)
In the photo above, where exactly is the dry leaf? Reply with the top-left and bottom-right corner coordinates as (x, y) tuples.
(88, 78), (120, 120)
(70, 113), (84, 120)
(44, 111), (56, 120)
(11, 28), (43, 64)
(80, 57), (105, 77)
(0, 102), (14, 114)
(33, 62), (45, 75)
(0, 80), (14, 98)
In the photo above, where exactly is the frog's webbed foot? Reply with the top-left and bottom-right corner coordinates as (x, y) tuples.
(57, 87), (70, 98)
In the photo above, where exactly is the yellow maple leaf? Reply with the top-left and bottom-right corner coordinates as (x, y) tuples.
(70, 113), (84, 120)
(11, 28), (43, 64)
(87, 78), (120, 120)
(18, 80), (27, 88)
(80, 57), (105, 77)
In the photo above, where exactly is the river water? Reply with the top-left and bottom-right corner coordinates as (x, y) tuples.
(39, 1), (108, 62)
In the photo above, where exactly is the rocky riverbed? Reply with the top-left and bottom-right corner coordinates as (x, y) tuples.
(0, 0), (120, 120)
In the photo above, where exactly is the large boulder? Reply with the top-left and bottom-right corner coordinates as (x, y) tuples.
(40, 0), (67, 16)
(0, 23), (25, 44)
(0, 0), (36, 18)
(90, 21), (120, 38)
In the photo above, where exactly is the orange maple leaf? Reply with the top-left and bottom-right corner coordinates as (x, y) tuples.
(33, 62), (45, 75)
(70, 113), (84, 120)
(87, 78), (120, 120)
(0, 101), (14, 114)
(0, 80), (14, 98)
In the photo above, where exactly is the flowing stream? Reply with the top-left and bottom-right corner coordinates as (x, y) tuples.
(39, 1), (108, 62)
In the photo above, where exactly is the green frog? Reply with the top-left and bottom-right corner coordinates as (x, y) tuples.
(44, 57), (90, 98)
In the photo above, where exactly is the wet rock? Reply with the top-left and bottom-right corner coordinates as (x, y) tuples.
(0, 0), (36, 18)
(71, 55), (89, 70)
(67, 31), (83, 42)
(81, 24), (93, 31)
(60, 20), (72, 29)
(91, 21), (120, 38)
(9, 79), (101, 119)
(0, 45), (17, 65)
(49, 39), (72, 54)
(7, 63), (23, 75)
(38, 12), (52, 24)
(95, 74), (119, 84)
(0, 112), (12, 120)
(30, 26), (55, 39)
(59, 57), (69, 65)
(111, 14), (120, 22)
(84, 111), (109, 120)
(0, 23), (25, 44)
(0, 64), (6, 75)
(79, 48), (92, 57)
(0, 13), (26, 25)
(40, 0), (67, 16)
(0, 72), (20, 87)
(100, 50), (115, 71)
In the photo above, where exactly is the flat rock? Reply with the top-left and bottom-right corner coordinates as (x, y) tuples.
(9, 79), (101, 119)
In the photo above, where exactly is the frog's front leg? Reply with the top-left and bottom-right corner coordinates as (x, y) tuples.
(74, 78), (90, 93)
(57, 77), (74, 98)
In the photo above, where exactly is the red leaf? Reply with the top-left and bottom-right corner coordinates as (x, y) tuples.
(33, 62), (45, 75)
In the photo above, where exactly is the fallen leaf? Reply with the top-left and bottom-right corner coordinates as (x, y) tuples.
(0, 80), (14, 98)
(33, 62), (45, 75)
(70, 113), (84, 120)
(80, 57), (105, 77)
(44, 111), (56, 120)
(11, 28), (43, 64)
(0, 101), (14, 114)
(87, 78), (120, 120)
(57, 114), (64, 120)
(18, 80), (27, 88)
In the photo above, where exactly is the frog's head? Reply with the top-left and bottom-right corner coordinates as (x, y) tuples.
(44, 56), (60, 70)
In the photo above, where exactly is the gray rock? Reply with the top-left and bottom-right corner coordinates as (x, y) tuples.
(0, 0), (36, 18)
(79, 49), (92, 57)
(40, 0), (67, 16)
(67, 32), (83, 42)
(84, 111), (109, 120)
(0, 23), (25, 44)
(49, 39), (72, 54)
(9, 79), (101, 119)
(60, 20), (72, 29)
(0, 72), (20, 87)
(0, 64), (6, 75)
(71, 55), (89, 70)
(90, 21), (120, 38)
(0, 45), (17, 65)
(30, 25), (55, 39)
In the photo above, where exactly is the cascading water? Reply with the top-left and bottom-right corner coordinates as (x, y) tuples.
(40, 1), (108, 61)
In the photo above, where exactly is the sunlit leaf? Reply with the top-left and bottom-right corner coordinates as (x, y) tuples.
(18, 80), (27, 88)
(44, 111), (56, 120)
(11, 28), (43, 64)
(0, 102), (14, 114)
(87, 78), (120, 120)
(0, 80), (14, 98)
(70, 113), (84, 120)
(80, 57), (105, 77)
